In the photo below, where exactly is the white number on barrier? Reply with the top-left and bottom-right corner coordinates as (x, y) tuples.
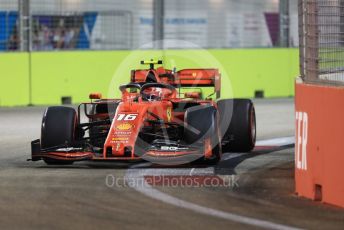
(296, 111), (308, 171)
(117, 114), (137, 121)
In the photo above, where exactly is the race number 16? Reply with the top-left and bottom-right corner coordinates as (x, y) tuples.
(117, 114), (137, 121)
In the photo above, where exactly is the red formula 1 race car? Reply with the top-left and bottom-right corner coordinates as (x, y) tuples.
(31, 60), (256, 165)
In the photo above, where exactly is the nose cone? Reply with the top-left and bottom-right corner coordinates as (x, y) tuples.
(103, 102), (146, 158)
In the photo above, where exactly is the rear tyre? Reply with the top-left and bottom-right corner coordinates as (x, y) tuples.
(218, 99), (256, 152)
(184, 105), (221, 165)
(41, 106), (77, 165)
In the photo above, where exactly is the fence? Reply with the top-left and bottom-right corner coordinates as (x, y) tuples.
(299, 0), (344, 85)
(0, 0), (299, 52)
(0, 0), (18, 51)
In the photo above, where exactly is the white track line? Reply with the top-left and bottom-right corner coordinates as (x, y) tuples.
(125, 169), (299, 230)
(221, 136), (295, 161)
(256, 136), (295, 146)
(125, 137), (299, 230)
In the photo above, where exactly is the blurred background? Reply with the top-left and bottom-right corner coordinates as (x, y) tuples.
(0, 0), (299, 106)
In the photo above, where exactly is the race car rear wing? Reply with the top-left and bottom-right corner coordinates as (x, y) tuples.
(131, 67), (221, 99)
(175, 69), (221, 99)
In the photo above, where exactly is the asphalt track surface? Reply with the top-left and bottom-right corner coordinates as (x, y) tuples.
(0, 99), (343, 230)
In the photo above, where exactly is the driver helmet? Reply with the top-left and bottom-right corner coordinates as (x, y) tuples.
(143, 87), (162, 101)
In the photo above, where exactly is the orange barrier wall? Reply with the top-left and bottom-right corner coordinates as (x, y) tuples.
(295, 82), (344, 208)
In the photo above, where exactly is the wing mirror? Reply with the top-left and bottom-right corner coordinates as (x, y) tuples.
(184, 92), (202, 99)
(89, 92), (102, 100)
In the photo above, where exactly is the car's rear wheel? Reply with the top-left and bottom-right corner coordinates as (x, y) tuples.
(218, 99), (256, 152)
(184, 105), (221, 165)
(41, 106), (77, 165)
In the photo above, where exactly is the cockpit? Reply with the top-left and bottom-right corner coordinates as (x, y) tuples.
(119, 83), (177, 102)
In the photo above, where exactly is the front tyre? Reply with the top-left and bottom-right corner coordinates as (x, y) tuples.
(41, 106), (77, 165)
(184, 105), (221, 165)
